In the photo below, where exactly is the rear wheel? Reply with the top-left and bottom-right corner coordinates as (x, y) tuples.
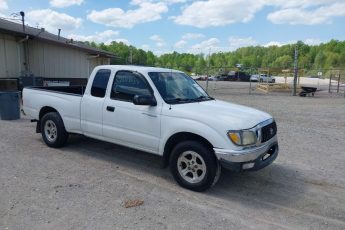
(170, 141), (220, 192)
(41, 112), (69, 148)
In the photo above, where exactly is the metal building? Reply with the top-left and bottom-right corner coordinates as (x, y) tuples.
(0, 18), (115, 86)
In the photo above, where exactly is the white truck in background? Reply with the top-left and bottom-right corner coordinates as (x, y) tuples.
(23, 65), (278, 191)
(250, 74), (276, 83)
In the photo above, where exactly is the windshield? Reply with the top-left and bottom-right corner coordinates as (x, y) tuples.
(148, 72), (213, 104)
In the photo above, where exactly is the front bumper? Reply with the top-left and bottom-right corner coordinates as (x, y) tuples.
(213, 135), (278, 172)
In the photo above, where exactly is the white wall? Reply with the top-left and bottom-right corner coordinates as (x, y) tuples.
(0, 32), (110, 79)
(0, 34), (23, 78)
(28, 40), (110, 79)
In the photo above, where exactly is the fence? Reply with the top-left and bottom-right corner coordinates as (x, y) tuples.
(194, 67), (345, 97)
(328, 71), (345, 97)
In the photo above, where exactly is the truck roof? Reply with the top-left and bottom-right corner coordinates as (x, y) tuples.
(95, 65), (183, 74)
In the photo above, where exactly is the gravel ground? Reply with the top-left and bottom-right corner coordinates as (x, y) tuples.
(1, 82), (345, 230)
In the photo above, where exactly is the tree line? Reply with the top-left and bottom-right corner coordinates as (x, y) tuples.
(84, 40), (345, 76)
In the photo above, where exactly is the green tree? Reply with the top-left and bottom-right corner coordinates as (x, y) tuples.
(272, 55), (293, 68)
(84, 39), (345, 74)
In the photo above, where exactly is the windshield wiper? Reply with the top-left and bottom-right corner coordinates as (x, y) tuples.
(166, 96), (214, 104)
(165, 98), (191, 104)
(191, 96), (214, 102)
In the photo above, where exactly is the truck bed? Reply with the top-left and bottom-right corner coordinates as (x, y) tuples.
(23, 86), (83, 134)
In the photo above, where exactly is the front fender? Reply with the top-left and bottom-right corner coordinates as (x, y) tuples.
(159, 115), (233, 155)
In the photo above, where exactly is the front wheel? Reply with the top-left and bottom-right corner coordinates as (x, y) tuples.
(41, 112), (69, 148)
(169, 141), (220, 192)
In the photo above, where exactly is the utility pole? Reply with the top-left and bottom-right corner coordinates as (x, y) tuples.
(129, 47), (133, 64)
(206, 48), (211, 92)
(293, 46), (298, 96)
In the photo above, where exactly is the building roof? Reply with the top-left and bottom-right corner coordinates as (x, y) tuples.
(0, 18), (116, 58)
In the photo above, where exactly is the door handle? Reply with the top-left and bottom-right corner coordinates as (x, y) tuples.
(106, 106), (115, 112)
(142, 112), (157, 117)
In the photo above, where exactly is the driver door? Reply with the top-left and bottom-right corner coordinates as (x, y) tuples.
(102, 70), (161, 153)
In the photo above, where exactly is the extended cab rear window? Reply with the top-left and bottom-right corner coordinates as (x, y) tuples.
(91, 69), (111, 98)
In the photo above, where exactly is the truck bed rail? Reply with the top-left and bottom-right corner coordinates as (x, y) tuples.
(25, 86), (86, 96)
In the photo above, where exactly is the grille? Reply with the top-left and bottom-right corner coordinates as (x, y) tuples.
(261, 121), (277, 143)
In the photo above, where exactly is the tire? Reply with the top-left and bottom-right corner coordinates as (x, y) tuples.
(169, 141), (220, 192)
(299, 92), (307, 97)
(259, 79), (263, 82)
(41, 112), (69, 148)
(272, 79), (275, 83)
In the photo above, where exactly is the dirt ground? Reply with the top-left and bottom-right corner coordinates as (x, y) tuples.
(1, 82), (345, 230)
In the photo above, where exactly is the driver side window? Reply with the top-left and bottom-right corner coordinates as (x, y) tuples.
(111, 71), (152, 102)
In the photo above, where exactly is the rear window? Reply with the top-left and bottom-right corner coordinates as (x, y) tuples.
(91, 69), (111, 98)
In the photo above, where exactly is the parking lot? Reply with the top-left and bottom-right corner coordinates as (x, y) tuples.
(1, 82), (345, 229)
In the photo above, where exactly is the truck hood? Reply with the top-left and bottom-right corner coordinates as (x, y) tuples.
(165, 99), (272, 130)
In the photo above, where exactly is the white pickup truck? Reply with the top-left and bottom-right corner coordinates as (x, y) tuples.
(23, 65), (278, 191)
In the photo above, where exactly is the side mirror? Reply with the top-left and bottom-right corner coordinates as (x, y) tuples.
(133, 95), (157, 106)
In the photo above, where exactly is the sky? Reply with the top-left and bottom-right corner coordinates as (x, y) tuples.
(0, 0), (345, 55)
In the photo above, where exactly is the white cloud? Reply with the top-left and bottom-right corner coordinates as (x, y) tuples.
(87, 1), (168, 28)
(264, 41), (293, 47)
(68, 30), (119, 45)
(304, 38), (323, 46)
(150, 34), (166, 47)
(187, 37), (323, 53)
(27, 9), (82, 32)
(141, 44), (150, 51)
(50, 0), (83, 8)
(98, 30), (120, 37)
(174, 40), (187, 49)
(190, 38), (221, 53)
(173, 0), (345, 27)
(131, 0), (186, 5)
(267, 3), (345, 24)
(0, 0), (7, 11)
(173, 0), (263, 28)
(267, 0), (342, 9)
(163, 0), (187, 4)
(228, 37), (258, 51)
(264, 41), (287, 47)
(182, 33), (204, 40)
(264, 38), (323, 47)
(174, 33), (204, 50)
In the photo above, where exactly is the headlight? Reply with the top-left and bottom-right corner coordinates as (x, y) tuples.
(228, 130), (257, 146)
